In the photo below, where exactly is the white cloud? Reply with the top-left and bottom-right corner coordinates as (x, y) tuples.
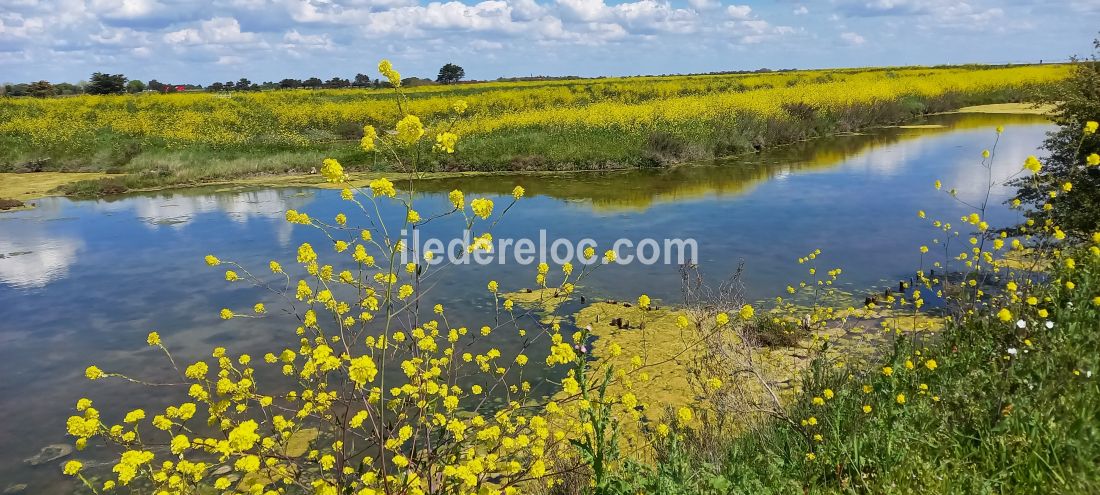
(470, 39), (504, 49)
(725, 4), (752, 19)
(687, 0), (720, 11)
(164, 17), (258, 45)
(282, 29), (332, 49)
(0, 13), (46, 40)
(793, 5), (808, 15)
(840, 31), (865, 45)
(89, 0), (162, 20)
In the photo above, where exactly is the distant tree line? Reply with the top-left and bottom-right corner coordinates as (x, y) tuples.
(2, 64), (476, 97)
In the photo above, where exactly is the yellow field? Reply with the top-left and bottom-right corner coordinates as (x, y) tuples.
(0, 64), (1069, 151)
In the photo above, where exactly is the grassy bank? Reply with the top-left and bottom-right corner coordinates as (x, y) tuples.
(604, 244), (1100, 494)
(0, 64), (1069, 197)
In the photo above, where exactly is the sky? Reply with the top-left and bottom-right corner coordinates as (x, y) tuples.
(1, 0), (1099, 84)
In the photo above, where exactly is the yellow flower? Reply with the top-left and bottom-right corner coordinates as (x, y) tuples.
(925, 359), (937, 371)
(471, 198), (494, 219)
(434, 132), (458, 153)
(85, 365), (104, 380)
(1063, 182), (1073, 192)
(862, 405), (872, 414)
(1024, 155), (1042, 173)
(204, 255), (220, 266)
(146, 332), (161, 346)
(395, 115), (425, 145)
(638, 294), (651, 308)
(676, 406), (693, 425)
(806, 452), (816, 461)
(882, 366), (893, 376)
(1087, 153), (1100, 166)
(812, 397), (825, 406)
(406, 209), (420, 224)
(1086, 121), (1098, 135)
(369, 177), (396, 198)
(452, 100), (468, 113)
(124, 409), (145, 423)
(224, 270), (239, 282)
(716, 312), (729, 325)
(360, 125), (377, 152)
(739, 304), (754, 320)
(62, 460), (82, 476)
(320, 158), (345, 183)
(823, 388), (834, 399)
(378, 59), (401, 87)
(448, 189), (465, 209)
(349, 356), (378, 387)
(896, 393), (906, 404)
(512, 185), (525, 199)
(997, 308), (1012, 322)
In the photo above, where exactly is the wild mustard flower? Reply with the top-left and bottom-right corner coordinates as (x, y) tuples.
(360, 125), (377, 152)
(320, 158), (345, 183)
(369, 178), (396, 198)
(395, 115), (425, 145)
(1024, 155), (1042, 173)
(471, 198), (493, 219)
(62, 460), (82, 476)
(434, 132), (458, 153)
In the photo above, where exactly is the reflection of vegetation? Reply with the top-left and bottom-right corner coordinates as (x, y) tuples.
(411, 113), (1051, 212)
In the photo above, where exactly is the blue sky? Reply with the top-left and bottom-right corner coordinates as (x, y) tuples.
(1, 0), (1098, 84)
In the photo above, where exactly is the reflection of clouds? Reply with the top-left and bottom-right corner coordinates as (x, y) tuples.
(0, 229), (82, 289)
(839, 133), (933, 176)
(948, 131), (1041, 201)
(93, 189), (314, 232)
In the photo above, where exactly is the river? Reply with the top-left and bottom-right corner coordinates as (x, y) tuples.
(0, 112), (1051, 492)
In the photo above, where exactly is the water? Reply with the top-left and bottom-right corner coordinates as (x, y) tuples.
(0, 112), (1051, 491)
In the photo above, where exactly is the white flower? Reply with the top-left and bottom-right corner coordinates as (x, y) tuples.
(1007, 348), (1018, 356)
(1044, 321), (1054, 329)
(1016, 319), (1026, 329)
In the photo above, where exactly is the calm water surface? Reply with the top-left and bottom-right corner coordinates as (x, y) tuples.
(0, 113), (1051, 491)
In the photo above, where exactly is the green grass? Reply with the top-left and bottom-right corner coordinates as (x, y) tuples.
(606, 247), (1100, 494)
(0, 86), (1048, 198)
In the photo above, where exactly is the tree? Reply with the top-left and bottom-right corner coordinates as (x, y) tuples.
(279, 78), (302, 89)
(208, 82), (225, 92)
(54, 82), (78, 95)
(436, 63), (465, 84)
(86, 72), (128, 95)
(235, 78), (252, 91)
(126, 80), (146, 93)
(148, 79), (167, 92)
(303, 77), (322, 88)
(1009, 38), (1100, 239)
(27, 80), (55, 98)
(325, 77), (350, 89)
(353, 73), (371, 87)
